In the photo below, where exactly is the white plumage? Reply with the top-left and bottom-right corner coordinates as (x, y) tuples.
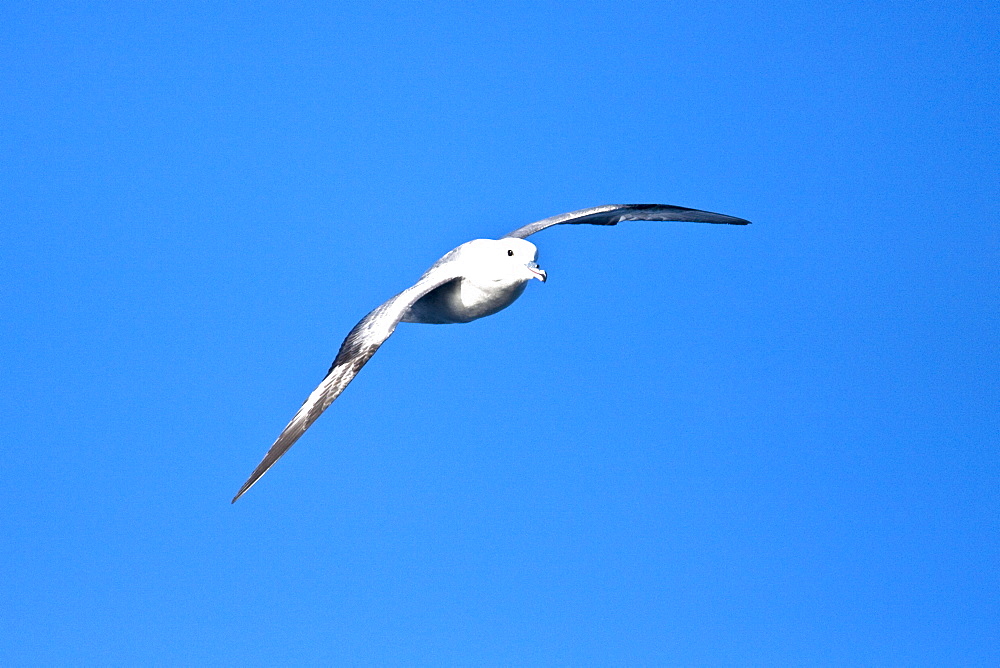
(232, 203), (750, 502)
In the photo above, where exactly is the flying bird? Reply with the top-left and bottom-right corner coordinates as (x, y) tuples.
(232, 203), (750, 502)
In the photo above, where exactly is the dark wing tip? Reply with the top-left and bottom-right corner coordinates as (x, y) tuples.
(231, 477), (256, 504)
(231, 434), (296, 504)
(619, 204), (752, 226)
(502, 203), (751, 238)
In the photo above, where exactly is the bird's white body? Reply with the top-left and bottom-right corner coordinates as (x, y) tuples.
(402, 278), (529, 324)
(402, 238), (541, 324)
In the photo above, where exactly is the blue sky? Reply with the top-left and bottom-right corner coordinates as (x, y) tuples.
(2, 0), (998, 664)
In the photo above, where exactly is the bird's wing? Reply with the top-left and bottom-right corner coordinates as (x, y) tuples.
(502, 204), (751, 239)
(232, 268), (464, 503)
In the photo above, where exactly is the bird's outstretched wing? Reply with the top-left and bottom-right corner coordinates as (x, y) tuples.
(502, 204), (751, 239)
(232, 269), (463, 503)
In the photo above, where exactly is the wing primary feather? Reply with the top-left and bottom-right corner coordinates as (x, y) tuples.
(230, 345), (381, 503)
(232, 269), (463, 503)
(503, 203), (751, 239)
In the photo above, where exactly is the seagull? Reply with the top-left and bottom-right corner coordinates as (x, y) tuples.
(232, 203), (750, 502)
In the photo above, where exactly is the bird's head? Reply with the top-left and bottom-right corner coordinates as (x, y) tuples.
(461, 238), (546, 283)
(502, 238), (546, 282)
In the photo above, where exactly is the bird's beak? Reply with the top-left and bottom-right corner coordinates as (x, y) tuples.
(527, 262), (547, 282)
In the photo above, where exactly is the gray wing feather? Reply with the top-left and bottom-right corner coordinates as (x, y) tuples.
(232, 270), (462, 503)
(502, 204), (751, 239)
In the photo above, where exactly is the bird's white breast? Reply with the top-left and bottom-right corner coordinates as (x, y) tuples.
(402, 276), (528, 324)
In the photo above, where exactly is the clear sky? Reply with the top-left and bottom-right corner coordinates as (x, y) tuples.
(2, 1), (998, 664)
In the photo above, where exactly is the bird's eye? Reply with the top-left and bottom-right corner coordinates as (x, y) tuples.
(507, 249), (514, 256)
